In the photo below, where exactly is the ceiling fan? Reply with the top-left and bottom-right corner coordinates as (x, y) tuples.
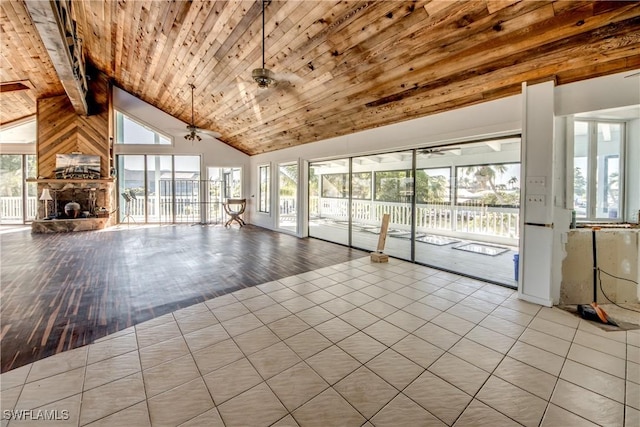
(184, 83), (220, 141)
(251, 0), (303, 90)
(419, 147), (462, 157)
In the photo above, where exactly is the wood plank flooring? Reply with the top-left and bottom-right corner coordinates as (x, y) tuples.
(0, 225), (367, 373)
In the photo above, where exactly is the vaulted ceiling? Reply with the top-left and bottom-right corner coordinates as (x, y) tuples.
(1, 1), (639, 155)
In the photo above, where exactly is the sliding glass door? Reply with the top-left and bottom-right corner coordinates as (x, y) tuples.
(0, 154), (37, 224)
(278, 162), (298, 233)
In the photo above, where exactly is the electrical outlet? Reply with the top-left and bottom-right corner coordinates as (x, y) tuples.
(527, 194), (546, 205)
(527, 176), (546, 187)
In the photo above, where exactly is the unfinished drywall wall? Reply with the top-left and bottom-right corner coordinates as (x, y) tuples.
(561, 229), (639, 304)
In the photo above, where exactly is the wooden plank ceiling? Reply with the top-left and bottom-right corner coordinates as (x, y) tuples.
(2, 1), (639, 154)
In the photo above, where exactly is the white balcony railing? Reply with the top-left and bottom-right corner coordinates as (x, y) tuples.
(0, 197), (38, 222)
(310, 196), (519, 241)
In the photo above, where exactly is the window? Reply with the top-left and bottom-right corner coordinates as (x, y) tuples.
(572, 120), (624, 221)
(115, 111), (172, 145)
(455, 163), (521, 208)
(416, 167), (451, 204)
(374, 170), (413, 203)
(258, 164), (270, 213)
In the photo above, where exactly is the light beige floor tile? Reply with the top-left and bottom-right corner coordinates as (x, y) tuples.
(280, 296), (316, 313)
(392, 334), (444, 368)
(449, 338), (504, 372)
(292, 388), (365, 427)
(175, 311), (219, 335)
(454, 399), (521, 427)
(429, 353), (489, 395)
(431, 312), (475, 335)
(296, 271), (323, 282)
(135, 320), (182, 348)
(491, 306), (534, 327)
(409, 281), (442, 294)
(540, 403), (599, 427)
(500, 298), (540, 316)
(340, 290), (375, 306)
(211, 302), (250, 322)
(267, 362), (329, 411)
(342, 277), (373, 290)
(366, 348), (423, 390)
(265, 288), (299, 303)
(519, 328), (571, 357)
(203, 358), (263, 404)
(383, 310), (427, 332)
(536, 307), (580, 328)
(256, 280), (286, 293)
(577, 320), (627, 343)
(413, 322), (461, 350)
(241, 294), (277, 311)
(304, 290), (336, 305)
(308, 277), (336, 290)
(458, 296), (498, 314)
(320, 298), (356, 316)
(232, 286), (265, 300)
(87, 333), (138, 365)
(479, 315), (526, 339)
(138, 336), (189, 370)
(363, 320), (409, 347)
(135, 313), (174, 330)
(465, 325), (515, 354)
(248, 342), (302, 379)
(401, 302), (442, 321)
(267, 315), (310, 340)
(93, 326), (135, 343)
(147, 377), (214, 427)
(334, 367), (397, 418)
(560, 359), (625, 403)
(360, 285), (391, 299)
(80, 372), (145, 425)
(270, 414), (300, 427)
(339, 308), (379, 329)
(1, 364), (32, 391)
(508, 341), (565, 376)
(296, 306), (334, 326)
(254, 304), (293, 324)
(172, 302), (209, 320)
(404, 371), (471, 425)
(420, 294), (456, 311)
(204, 293), (238, 310)
(471, 289), (508, 305)
(184, 323), (230, 352)
(218, 382), (287, 427)
(573, 330), (627, 359)
(17, 367), (84, 410)
(477, 376), (547, 427)
(143, 354), (200, 397)
(626, 406), (640, 427)
(13, 392), (82, 427)
(279, 275), (306, 286)
(629, 344), (640, 365)
(234, 325), (281, 355)
(84, 350), (141, 391)
(2, 385), (22, 417)
(192, 338), (244, 375)
(627, 381), (640, 410)
(26, 347), (87, 383)
(306, 345), (361, 385)
(551, 379), (624, 426)
(178, 408), (224, 427)
(285, 329), (332, 359)
(493, 356), (557, 400)
(360, 300), (398, 318)
(433, 288), (467, 303)
(371, 393), (445, 427)
(378, 292), (414, 309)
(528, 317), (576, 341)
(337, 331), (386, 363)
(567, 343), (626, 378)
(394, 286), (428, 301)
(445, 303), (487, 323)
(315, 317), (357, 343)
(627, 330), (640, 348)
(629, 361), (640, 384)
(84, 401), (150, 427)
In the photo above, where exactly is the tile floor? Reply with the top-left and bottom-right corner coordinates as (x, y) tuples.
(1, 257), (638, 427)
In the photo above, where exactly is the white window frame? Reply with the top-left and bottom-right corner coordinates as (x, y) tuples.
(115, 110), (174, 146)
(257, 163), (270, 214)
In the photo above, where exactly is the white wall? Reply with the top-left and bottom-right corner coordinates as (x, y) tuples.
(112, 87), (251, 213)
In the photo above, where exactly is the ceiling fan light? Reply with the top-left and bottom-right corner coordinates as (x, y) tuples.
(252, 68), (275, 89)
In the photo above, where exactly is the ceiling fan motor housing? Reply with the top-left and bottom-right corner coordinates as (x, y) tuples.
(252, 68), (275, 88)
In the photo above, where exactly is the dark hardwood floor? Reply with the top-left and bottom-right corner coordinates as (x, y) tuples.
(0, 225), (368, 373)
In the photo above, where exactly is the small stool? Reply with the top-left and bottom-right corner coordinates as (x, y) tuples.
(223, 198), (246, 227)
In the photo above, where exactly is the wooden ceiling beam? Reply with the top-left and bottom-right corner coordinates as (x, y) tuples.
(23, 0), (88, 116)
